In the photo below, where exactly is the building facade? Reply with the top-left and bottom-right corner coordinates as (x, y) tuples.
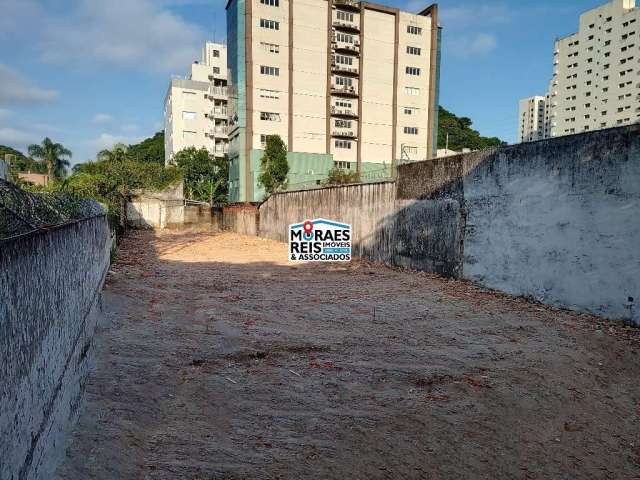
(517, 96), (549, 143)
(226, 0), (441, 202)
(164, 42), (230, 165)
(518, 0), (640, 143)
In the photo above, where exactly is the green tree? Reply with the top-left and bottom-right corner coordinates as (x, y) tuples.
(437, 106), (506, 152)
(127, 131), (165, 164)
(173, 147), (229, 204)
(0, 145), (48, 174)
(322, 167), (360, 186)
(258, 135), (289, 196)
(27, 137), (72, 179)
(96, 143), (128, 163)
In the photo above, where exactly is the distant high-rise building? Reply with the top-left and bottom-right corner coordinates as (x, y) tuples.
(517, 96), (548, 143)
(225, 0), (441, 202)
(518, 0), (639, 143)
(164, 42), (229, 165)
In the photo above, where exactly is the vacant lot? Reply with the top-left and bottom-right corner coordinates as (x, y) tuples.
(56, 229), (640, 479)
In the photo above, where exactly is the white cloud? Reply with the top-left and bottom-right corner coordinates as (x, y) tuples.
(0, 64), (59, 106)
(91, 133), (141, 152)
(92, 113), (113, 125)
(0, 127), (38, 149)
(39, 0), (206, 72)
(447, 33), (498, 57)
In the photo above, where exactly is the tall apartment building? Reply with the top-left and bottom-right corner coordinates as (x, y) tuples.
(226, 0), (441, 202)
(164, 42), (229, 165)
(517, 96), (548, 142)
(518, 0), (640, 143)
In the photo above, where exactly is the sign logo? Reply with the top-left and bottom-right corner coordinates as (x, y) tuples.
(289, 218), (351, 262)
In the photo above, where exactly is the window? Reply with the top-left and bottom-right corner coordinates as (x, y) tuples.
(335, 99), (352, 108)
(260, 42), (280, 53)
(260, 65), (280, 76)
(404, 86), (420, 96)
(213, 50), (220, 57)
(336, 32), (354, 43)
(337, 10), (354, 22)
(407, 25), (422, 35)
(182, 111), (196, 120)
(404, 126), (418, 135)
(404, 107), (417, 115)
(260, 134), (268, 147)
(260, 0), (279, 5)
(335, 140), (352, 149)
(212, 66), (220, 74)
(183, 130), (196, 139)
(406, 46), (421, 55)
(260, 18), (279, 30)
(183, 90), (196, 96)
(259, 88), (280, 99)
(335, 161), (352, 169)
(260, 112), (281, 121)
(406, 66), (420, 76)
(335, 76), (353, 86)
(335, 54), (354, 65)
(335, 119), (352, 128)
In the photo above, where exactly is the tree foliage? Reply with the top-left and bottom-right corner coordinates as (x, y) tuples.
(437, 106), (506, 152)
(0, 145), (47, 174)
(61, 144), (182, 229)
(127, 131), (165, 164)
(27, 137), (72, 178)
(172, 147), (229, 204)
(258, 135), (289, 196)
(322, 167), (360, 186)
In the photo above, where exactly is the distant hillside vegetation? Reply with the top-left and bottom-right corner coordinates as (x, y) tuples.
(437, 106), (506, 152)
(127, 131), (164, 164)
(0, 145), (47, 173)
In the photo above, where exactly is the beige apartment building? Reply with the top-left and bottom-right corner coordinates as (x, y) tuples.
(517, 95), (549, 143)
(519, 0), (640, 142)
(164, 42), (229, 165)
(226, 0), (441, 202)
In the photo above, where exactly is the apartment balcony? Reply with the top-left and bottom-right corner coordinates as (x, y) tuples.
(330, 84), (358, 97)
(332, 18), (360, 33)
(212, 144), (229, 157)
(334, 0), (360, 11)
(208, 126), (228, 138)
(332, 39), (360, 55)
(331, 62), (359, 76)
(211, 107), (228, 118)
(331, 129), (357, 139)
(209, 86), (228, 98)
(331, 105), (358, 118)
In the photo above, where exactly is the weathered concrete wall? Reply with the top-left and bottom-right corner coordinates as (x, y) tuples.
(460, 127), (640, 324)
(223, 204), (260, 236)
(248, 125), (640, 324)
(0, 217), (111, 480)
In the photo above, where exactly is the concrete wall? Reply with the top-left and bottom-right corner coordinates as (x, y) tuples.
(223, 204), (260, 236)
(0, 216), (111, 480)
(249, 125), (640, 324)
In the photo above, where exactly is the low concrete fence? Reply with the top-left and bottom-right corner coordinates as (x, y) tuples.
(0, 216), (111, 480)
(228, 125), (640, 325)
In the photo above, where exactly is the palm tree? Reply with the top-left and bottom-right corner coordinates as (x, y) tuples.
(97, 143), (128, 163)
(28, 137), (72, 179)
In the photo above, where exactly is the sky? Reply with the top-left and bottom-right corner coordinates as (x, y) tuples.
(0, 0), (607, 165)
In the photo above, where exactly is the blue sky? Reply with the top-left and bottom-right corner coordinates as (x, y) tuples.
(0, 0), (605, 165)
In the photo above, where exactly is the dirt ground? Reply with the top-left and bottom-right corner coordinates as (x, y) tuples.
(55, 229), (640, 480)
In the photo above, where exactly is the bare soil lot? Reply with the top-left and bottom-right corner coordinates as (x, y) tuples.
(56, 229), (640, 479)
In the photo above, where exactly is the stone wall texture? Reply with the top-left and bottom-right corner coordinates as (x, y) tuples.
(0, 216), (111, 480)
(248, 125), (640, 324)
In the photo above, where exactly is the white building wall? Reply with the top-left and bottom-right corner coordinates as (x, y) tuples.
(165, 42), (229, 165)
(521, 0), (640, 142)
